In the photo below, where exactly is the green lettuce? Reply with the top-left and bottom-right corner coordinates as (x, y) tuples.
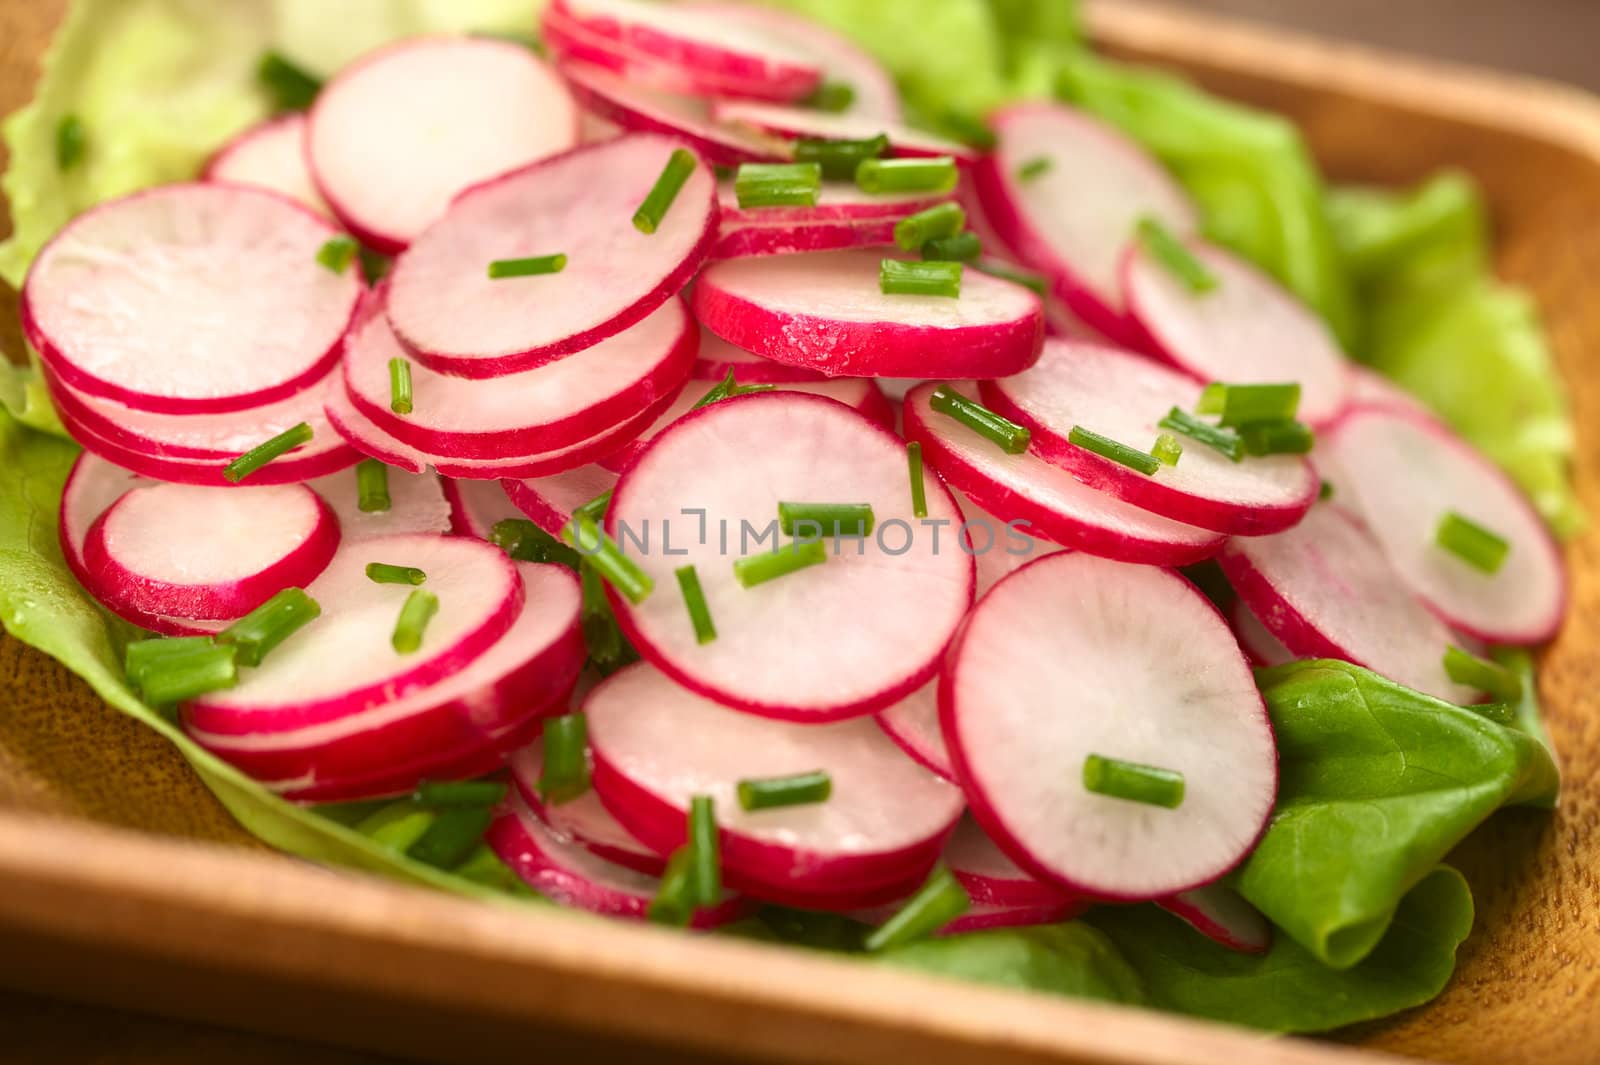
(878, 923), (1148, 1007)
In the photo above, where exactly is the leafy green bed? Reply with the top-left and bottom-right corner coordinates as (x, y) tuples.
(0, 0), (1574, 1036)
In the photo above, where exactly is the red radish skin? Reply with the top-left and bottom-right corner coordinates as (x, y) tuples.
(384, 134), (718, 377)
(941, 552), (1278, 900)
(1123, 239), (1353, 427)
(694, 250), (1044, 379)
(872, 682), (951, 781)
(975, 103), (1196, 347)
(186, 534), (523, 734)
(586, 663), (964, 900)
(510, 742), (666, 876)
(712, 217), (904, 261)
(1157, 882), (1273, 954)
(312, 468), (452, 541)
(22, 183), (362, 415)
(944, 815), (1079, 909)
(690, 329), (828, 384)
(904, 382), (1225, 565)
(605, 392), (974, 719)
(503, 465), (619, 539)
(714, 179), (947, 231)
(981, 340), (1318, 535)
(1219, 501), (1478, 703)
(307, 36), (579, 253)
(204, 113), (331, 219)
(712, 101), (977, 163)
(444, 478), (525, 540)
(83, 482), (339, 621)
(1325, 408), (1566, 644)
(1230, 598), (1294, 669)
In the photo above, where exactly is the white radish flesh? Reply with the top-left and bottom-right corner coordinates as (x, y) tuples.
(691, 329), (828, 384)
(204, 113), (330, 219)
(312, 468), (452, 541)
(717, 178), (948, 228)
(872, 681), (951, 781)
(1157, 882), (1273, 955)
(712, 217), (902, 261)
(503, 465), (618, 538)
(1348, 366), (1437, 422)
(712, 101), (976, 163)
(509, 742), (666, 875)
(1230, 598), (1294, 668)
(443, 478), (525, 540)
(943, 815), (1080, 908)
(943, 552), (1277, 899)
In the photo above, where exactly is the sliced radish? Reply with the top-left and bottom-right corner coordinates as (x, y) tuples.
(82, 482), (338, 621)
(1157, 882), (1273, 954)
(904, 381), (1224, 565)
(712, 101), (977, 163)
(691, 328), (828, 384)
(503, 465), (618, 538)
(204, 114), (330, 219)
(1324, 408), (1565, 644)
(1230, 598), (1293, 669)
(489, 795), (749, 927)
(1219, 501), (1477, 703)
(975, 103), (1196, 345)
(1124, 239), (1353, 427)
(509, 742), (665, 875)
(385, 133), (717, 377)
(872, 681), (950, 781)
(443, 479), (524, 540)
(944, 815), (1078, 909)
(1348, 366), (1437, 422)
(587, 663), (964, 900)
(942, 552), (1277, 900)
(186, 534), (522, 734)
(954, 488), (1066, 597)
(712, 217), (904, 261)
(311, 468), (452, 541)
(981, 340), (1318, 535)
(307, 36), (579, 253)
(346, 290), (695, 459)
(22, 183), (362, 415)
(717, 178), (947, 229)
(694, 250), (1043, 379)
(607, 392), (973, 718)
(557, 61), (791, 166)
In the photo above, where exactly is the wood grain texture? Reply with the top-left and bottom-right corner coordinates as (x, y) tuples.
(0, 1), (1596, 1064)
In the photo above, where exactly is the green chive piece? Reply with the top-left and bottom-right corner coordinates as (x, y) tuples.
(572, 489), (613, 525)
(893, 202), (966, 252)
(415, 779), (508, 807)
(1152, 432), (1183, 467)
(539, 712), (590, 805)
(223, 422), (313, 483)
(648, 849), (696, 926)
(863, 866), (971, 952)
(487, 253), (567, 279)
(921, 231), (982, 263)
(366, 562), (427, 586)
(634, 148), (698, 233)
(1158, 407), (1243, 462)
(735, 162), (822, 208)
(880, 258), (962, 298)
(928, 386), (1030, 454)
(804, 80), (856, 113)
(1136, 216), (1217, 294)
(356, 459), (391, 513)
(359, 247), (391, 285)
(794, 133), (888, 180)
(974, 260), (1047, 297)
(124, 635), (214, 675)
(777, 502), (874, 538)
(257, 50), (322, 111)
(355, 801), (435, 852)
(1468, 701), (1517, 726)
(688, 795), (721, 907)
(56, 115), (86, 171)
(490, 518), (582, 569)
(691, 369), (773, 410)
(937, 111), (996, 150)
(1435, 511), (1511, 575)
(388, 357), (414, 415)
(855, 156), (958, 196)
(391, 589), (439, 654)
(1443, 645), (1525, 703)
(1017, 156), (1052, 182)
(407, 805), (495, 869)
(1319, 479), (1335, 501)
(217, 588), (321, 667)
(136, 643), (239, 705)
(562, 517), (655, 605)
(675, 565), (717, 645)
(578, 562), (640, 676)
(1203, 382), (1303, 427)
(907, 441), (928, 519)
(736, 770), (832, 811)
(1069, 426), (1162, 476)
(1239, 419), (1315, 456)
(1082, 754), (1185, 808)
(733, 539), (828, 588)
(1196, 383), (1226, 415)
(316, 235), (358, 275)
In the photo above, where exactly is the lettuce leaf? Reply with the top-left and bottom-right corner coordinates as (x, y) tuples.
(877, 923), (1148, 1007)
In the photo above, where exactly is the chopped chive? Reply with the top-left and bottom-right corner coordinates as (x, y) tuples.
(907, 441), (928, 519)
(855, 156), (958, 196)
(490, 519), (581, 569)
(1152, 432), (1183, 467)
(863, 866), (971, 952)
(736, 770), (832, 811)
(359, 247), (391, 285)
(1068, 426), (1162, 475)
(1196, 383), (1225, 415)
(407, 805), (495, 869)
(691, 369), (773, 410)
(1082, 754), (1185, 808)
(1158, 407), (1243, 462)
(572, 489), (613, 525)
(777, 502), (874, 538)
(675, 565), (717, 645)
(974, 260), (1047, 297)
(356, 459), (391, 513)
(1319, 479), (1335, 501)
(688, 795), (721, 907)
(804, 80), (856, 113)
(388, 357), (413, 415)
(928, 386), (1030, 454)
(647, 849), (696, 926)
(794, 133), (888, 180)
(921, 231), (982, 263)
(488, 253), (567, 279)
(1136, 216), (1217, 294)
(1017, 155), (1052, 182)
(938, 111), (996, 151)
(56, 115), (86, 171)
(257, 50), (322, 111)
(1468, 701), (1517, 726)
(880, 258), (962, 298)
(1435, 511), (1510, 575)
(540, 712), (590, 805)
(1203, 382), (1302, 427)
(578, 562), (640, 676)
(124, 636), (216, 684)
(893, 202), (966, 252)
(366, 562), (427, 586)
(415, 779), (508, 807)
(316, 235), (358, 275)
(223, 422), (313, 483)
(1443, 645), (1524, 703)
(735, 162), (822, 208)
(1239, 419), (1315, 456)
(733, 539), (828, 588)
(137, 643), (239, 705)
(391, 589), (439, 654)
(562, 517), (654, 604)
(217, 588), (320, 667)
(634, 148), (697, 233)
(354, 801), (435, 852)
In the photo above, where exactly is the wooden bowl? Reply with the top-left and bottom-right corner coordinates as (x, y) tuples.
(0, 2), (1596, 1062)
